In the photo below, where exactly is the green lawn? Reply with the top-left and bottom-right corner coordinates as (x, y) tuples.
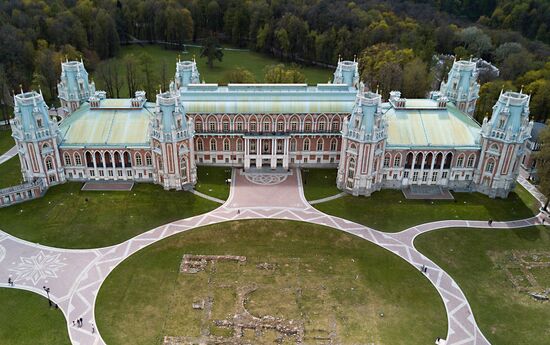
(97, 220), (446, 345)
(314, 185), (539, 232)
(301, 168), (340, 201)
(0, 288), (70, 345)
(416, 226), (550, 345)
(94, 44), (333, 97)
(195, 166), (231, 200)
(0, 182), (218, 248)
(0, 129), (14, 154)
(0, 156), (23, 189)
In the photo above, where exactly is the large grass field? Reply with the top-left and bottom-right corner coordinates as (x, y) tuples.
(0, 129), (14, 154)
(195, 166), (231, 200)
(97, 220), (446, 345)
(416, 225), (550, 345)
(94, 44), (333, 97)
(301, 168), (340, 201)
(0, 156), (23, 189)
(0, 182), (218, 248)
(314, 185), (539, 232)
(0, 288), (70, 345)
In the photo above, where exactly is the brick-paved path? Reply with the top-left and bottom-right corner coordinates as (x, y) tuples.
(0, 169), (547, 345)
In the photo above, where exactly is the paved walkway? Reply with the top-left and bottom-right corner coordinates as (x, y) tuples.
(0, 145), (17, 165)
(309, 191), (347, 204)
(0, 169), (547, 345)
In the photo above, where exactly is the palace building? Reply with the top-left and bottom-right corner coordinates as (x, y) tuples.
(4, 57), (533, 206)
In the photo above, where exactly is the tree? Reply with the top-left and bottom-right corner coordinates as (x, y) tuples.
(475, 80), (516, 123)
(93, 9), (120, 59)
(96, 60), (123, 98)
(200, 36), (223, 68)
(221, 67), (256, 84)
(139, 52), (156, 97)
(264, 64), (306, 83)
(402, 58), (431, 98)
(33, 41), (62, 103)
(459, 26), (492, 57)
(124, 54), (139, 96)
(534, 123), (550, 211)
(165, 7), (193, 44)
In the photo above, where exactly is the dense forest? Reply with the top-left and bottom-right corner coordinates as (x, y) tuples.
(0, 0), (549, 123)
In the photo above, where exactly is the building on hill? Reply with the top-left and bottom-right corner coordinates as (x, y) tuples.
(4, 57), (533, 206)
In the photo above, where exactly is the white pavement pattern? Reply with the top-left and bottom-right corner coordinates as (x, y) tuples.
(0, 145), (17, 165)
(0, 169), (547, 345)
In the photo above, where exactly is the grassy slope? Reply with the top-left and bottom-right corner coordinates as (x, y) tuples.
(94, 45), (332, 97)
(0, 156), (23, 189)
(314, 185), (538, 232)
(195, 166), (231, 200)
(0, 129), (14, 154)
(0, 289), (70, 345)
(301, 168), (340, 201)
(97, 220), (446, 345)
(0, 182), (218, 248)
(415, 226), (550, 345)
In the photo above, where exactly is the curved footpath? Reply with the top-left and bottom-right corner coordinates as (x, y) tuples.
(0, 169), (547, 345)
(0, 145), (17, 165)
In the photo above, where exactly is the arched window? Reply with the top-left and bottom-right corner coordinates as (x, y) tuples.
(237, 139), (243, 151)
(146, 153), (152, 166)
(331, 120), (340, 132)
(124, 152), (132, 167)
(197, 138), (204, 151)
(236, 118), (243, 131)
(330, 139), (337, 151)
(195, 119), (203, 132)
(383, 154), (390, 168)
(415, 153), (424, 168)
(222, 120), (230, 132)
(249, 118), (257, 132)
(64, 152), (71, 166)
(290, 138), (297, 152)
(104, 152), (113, 167)
(303, 138), (310, 151)
(316, 139), (323, 151)
(210, 139), (217, 151)
(74, 153), (82, 166)
(277, 121), (284, 132)
(304, 120), (312, 132)
(136, 153), (143, 166)
(405, 152), (414, 168)
(85, 152), (93, 167)
(486, 159), (495, 173)
(424, 152), (433, 169)
(42, 143), (50, 151)
(263, 120), (271, 132)
(114, 151), (121, 167)
(223, 139), (230, 151)
(467, 154), (475, 168)
(208, 119), (217, 132)
(95, 152), (103, 166)
(45, 157), (53, 171)
(346, 158), (356, 189)
(290, 118), (298, 131)
(180, 157), (188, 182)
(456, 154), (465, 167)
(434, 152), (443, 169)
(393, 154), (401, 167)
(444, 153), (453, 169)
(318, 119), (326, 132)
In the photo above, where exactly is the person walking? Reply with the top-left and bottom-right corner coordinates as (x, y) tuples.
(91, 323), (95, 334)
(488, 219), (493, 226)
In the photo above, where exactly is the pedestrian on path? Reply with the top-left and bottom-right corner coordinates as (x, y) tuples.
(92, 323), (95, 334)
(488, 219), (493, 226)
(80, 318), (83, 328)
(72, 320), (75, 327)
(237, 209), (240, 215)
(7, 277), (13, 286)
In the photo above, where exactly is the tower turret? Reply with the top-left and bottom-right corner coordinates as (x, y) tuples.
(150, 90), (196, 190)
(440, 59), (480, 117)
(10, 90), (65, 186)
(474, 90), (533, 198)
(333, 58), (360, 88)
(173, 59), (201, 89)
(57, 59), (95, 114)
(337, 86), (387, 195)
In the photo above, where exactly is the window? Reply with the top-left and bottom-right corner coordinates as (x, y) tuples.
(383, 156), (390, 168)
(75, 153), (82, 165)
(118, 170), (123, 177)
(197, 139), (204, 151)
(442, 171), (448, 179)
(45, 158), (53, 171)
(290, 139), (296, 152)
(195, 121), (203, 132)
(263, 121), (270, 131)
(457, 155), (464, 167)
(332, 121), (339, 131)
(330, 139), (337, 151)
(250, 122), (257, 131)
(432, 172), (438, 182)
(108, 170), (114, 176)
(316, 140), (323, 151)
(412, 171), (419, 182)
(277, 122), (284, 131)
(222, 122), (229, 132)
(263, 140), (270, 153)
(467, 155), (475, 168)
(394, 155), (401, 167)
(146, 154), (152, 166)
(236, 121), (243, 131)
(304, 122), (311, 132)
(486, 160), (495, 173)
(210, 139), (217, 151)
(318, 121), (325, 131)
(136, 153), (142, 166)
(99, 170), (104, 177)
(64, 153), (71, 166)
(291, 121), (298, 131)
(422, 171), (428, 182)
(277, 140), (283, 153)
(303, 138), (310, 151)
(346, 158), (356, 189)
(237, 140), (243, 151)
(127, 171), (132, 176)
(404, 171), (409, 178)
(209, 121), (216, 131)
(223, 140), (230, 151)
(37, 118), (43, 128)
(180, 158), (188, 182)
(250, 140), (256, 153)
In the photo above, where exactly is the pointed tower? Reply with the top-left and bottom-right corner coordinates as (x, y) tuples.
(57, 59), (95, 115)
(173, 59), (201, 89)
(10, 90), (66, 186)
(150, 90), (197, 190)
(440, 59), (480, 117)
(333, 57), (360, 88)
(337, 86), (388, 196)
(474, 90), (533, 198)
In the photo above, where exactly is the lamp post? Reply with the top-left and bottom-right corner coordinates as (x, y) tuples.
(43, 286), (52, 307)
